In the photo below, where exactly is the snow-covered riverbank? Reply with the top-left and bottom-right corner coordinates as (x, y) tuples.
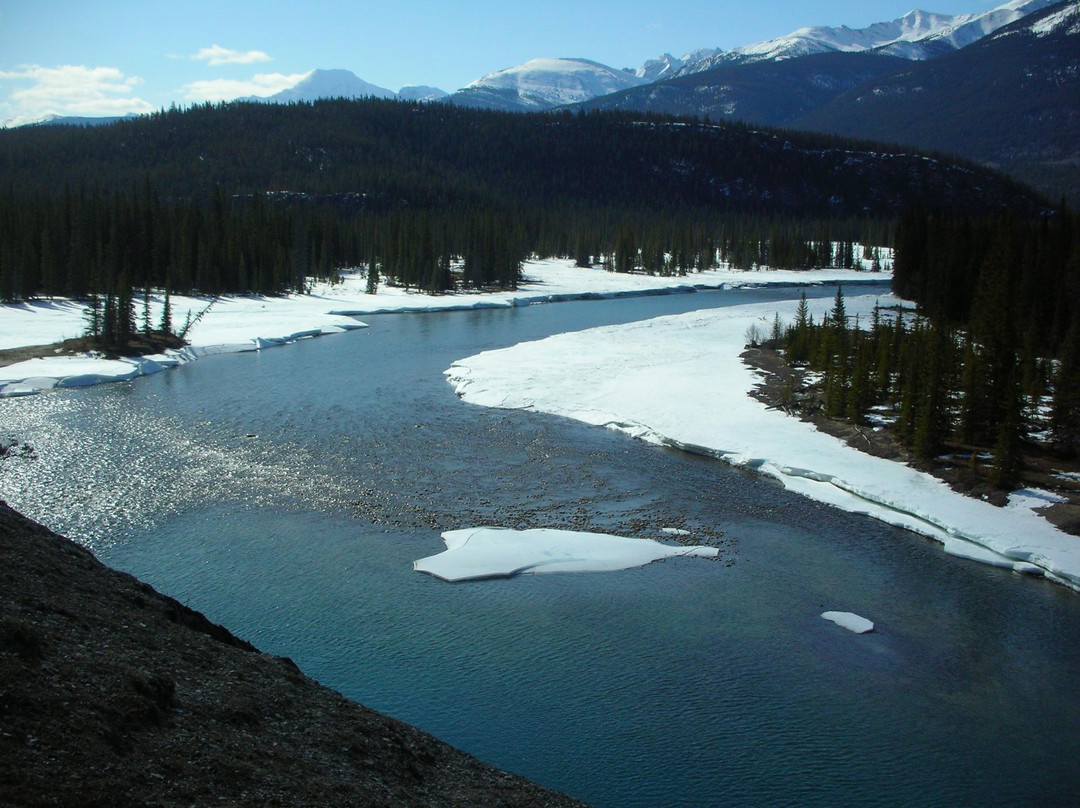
(445, 290), (1080, 591)
(5, 256), (1077, 589)
(0, 259), (879, 396)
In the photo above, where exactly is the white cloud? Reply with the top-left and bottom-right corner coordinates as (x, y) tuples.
(190, 45), (272, 66)
(180, 71), (310, 102)
(0, 64), (154, 125)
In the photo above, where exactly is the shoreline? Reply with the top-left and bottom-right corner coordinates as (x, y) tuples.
(0, 259), (883, 396)
(444, 290), (1080, 592)
(6, 260), (1076, 590)
(741, 344), (1080, 536)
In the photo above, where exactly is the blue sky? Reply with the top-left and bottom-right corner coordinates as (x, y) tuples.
(0, 0), (1001, 124)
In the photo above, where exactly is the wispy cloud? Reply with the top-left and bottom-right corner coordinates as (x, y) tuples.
(190, 45), (272, 66)
(0, 64), (153, 125)
(180, 71), (310, 102)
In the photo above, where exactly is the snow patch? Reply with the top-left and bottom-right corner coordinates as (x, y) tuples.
(1007, 488), (1068, 512)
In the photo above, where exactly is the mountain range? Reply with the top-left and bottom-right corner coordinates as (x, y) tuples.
(581, 0), (1079, 202)
(17, 0), (1078, 200)
(241, 69), (448, 104)
(448, 0), (1060, 111)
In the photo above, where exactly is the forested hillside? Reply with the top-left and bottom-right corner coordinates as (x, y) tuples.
(0, 98), (1045, 311)
(3, 98), (1044, 212)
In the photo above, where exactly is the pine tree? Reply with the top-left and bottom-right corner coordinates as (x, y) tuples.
(787, 292), (811, 363)
(991, 363), (1024, 489)
(912, 323), (953, 462)
(159, 284), (173, 335)
(366, 257), (379, 295)
(1051, 314), (1080, 454)
(845, 336), (874, 424)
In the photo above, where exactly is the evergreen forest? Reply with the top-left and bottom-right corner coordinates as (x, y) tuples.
(2, 96), (1075, 468)
(778, 208), (1080, 487)
(0, 98), (1044, 310)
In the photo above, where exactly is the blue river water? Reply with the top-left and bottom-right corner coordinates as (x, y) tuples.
(2, 283), (1079, 807)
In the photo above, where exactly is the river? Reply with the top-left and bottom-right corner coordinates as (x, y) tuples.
(2, 283), (1079, 807)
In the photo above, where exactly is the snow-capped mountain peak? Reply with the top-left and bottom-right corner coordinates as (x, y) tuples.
(889, 0), (1061, 54)
(733, 9), (963, 60)
(462, 58), (647, 108)
(659, 0), (1060, 75)
(397, 85), (449, 102)
(635, 53), (686, 82)
(253, 69), (397, 103)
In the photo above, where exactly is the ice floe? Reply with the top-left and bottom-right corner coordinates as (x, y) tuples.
(413, 526), (719, 582)
(821, 611), (875, 634)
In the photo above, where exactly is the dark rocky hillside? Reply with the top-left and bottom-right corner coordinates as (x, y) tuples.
(0, 501), (587, 808)
(576, 51), (909, 128)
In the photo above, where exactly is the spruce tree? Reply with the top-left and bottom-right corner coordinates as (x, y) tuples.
(159, 284), (173, 335)
(991, 363), (1024, 489)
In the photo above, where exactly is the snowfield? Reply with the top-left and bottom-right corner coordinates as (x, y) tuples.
(444, 290), (1080, 591)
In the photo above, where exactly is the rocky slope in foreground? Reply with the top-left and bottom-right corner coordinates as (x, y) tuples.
(0, 502), (587, 808)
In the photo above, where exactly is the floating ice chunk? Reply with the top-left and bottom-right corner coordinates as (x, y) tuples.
(821, 611), (875, 634)
(661, 527), (691, 536)
(413, 526), (719, 582)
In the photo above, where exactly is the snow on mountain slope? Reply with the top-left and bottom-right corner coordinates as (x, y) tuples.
(879, 0), (1060, 55)
(1028, 0), (1080, 36)
(462, 58), (647, 108)
(736, 9), (964, 60)
(635, 53), (687, 82)
(663, 0), (1058, 75)
(397, 85), (449, 102)
(252, 69), (396, 103)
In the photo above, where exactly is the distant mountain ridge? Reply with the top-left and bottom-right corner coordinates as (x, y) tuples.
(585, 51), (911, 126)
(244, 69), (447, 104)
(791, 0), (1080, 202)
(658, 0), (1058, 75)
(447, 58), (647, 111)
(4, 0), (1060, 130)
